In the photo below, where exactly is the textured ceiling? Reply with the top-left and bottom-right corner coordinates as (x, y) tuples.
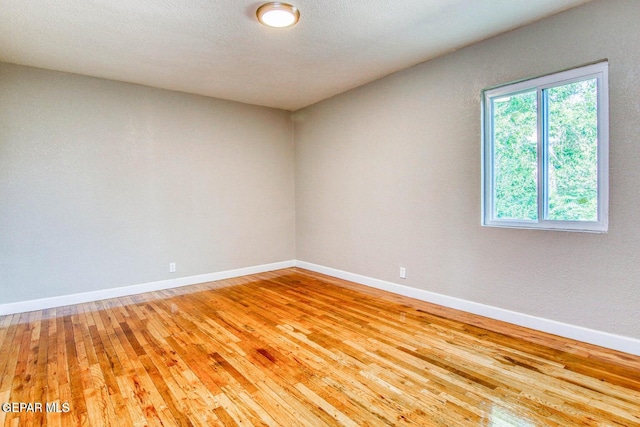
(0, 0), (593, 111)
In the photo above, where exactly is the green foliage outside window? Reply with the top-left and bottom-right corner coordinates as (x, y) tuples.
(491, 79), (598, 222)
(547, 80), (598, 221)
(493, 91), (538, 220)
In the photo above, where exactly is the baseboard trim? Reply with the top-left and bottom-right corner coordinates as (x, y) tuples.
(295, 261), (640, 356)
(3, 259), (638, 356)
(0, 260), (296, 316)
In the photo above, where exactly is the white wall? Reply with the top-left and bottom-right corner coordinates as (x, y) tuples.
(294, 0), (640, 340)
(0, 64), (295, 304)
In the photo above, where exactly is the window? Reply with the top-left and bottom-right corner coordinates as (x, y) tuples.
(482, 62), (609, 232)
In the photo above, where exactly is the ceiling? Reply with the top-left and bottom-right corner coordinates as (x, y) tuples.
(0, 0), (593, 111)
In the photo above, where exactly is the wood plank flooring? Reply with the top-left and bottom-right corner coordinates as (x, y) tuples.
(1, 268), (639, 426)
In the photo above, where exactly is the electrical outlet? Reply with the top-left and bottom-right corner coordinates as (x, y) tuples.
(399, 267), (406, 279)
(169, 262), (176, 273)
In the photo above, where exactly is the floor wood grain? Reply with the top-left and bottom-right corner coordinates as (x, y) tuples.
(1, 268), (639, 426)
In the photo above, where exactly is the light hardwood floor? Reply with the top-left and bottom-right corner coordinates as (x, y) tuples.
(0, 268), (639, 426)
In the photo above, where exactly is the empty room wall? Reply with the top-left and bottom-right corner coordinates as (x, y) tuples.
(294, 0), (640, 340)
(0, 63), (295, 304)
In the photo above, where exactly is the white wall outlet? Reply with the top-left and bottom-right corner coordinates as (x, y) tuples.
(169, 262), (176, 273)
(399, 267), (406, 279)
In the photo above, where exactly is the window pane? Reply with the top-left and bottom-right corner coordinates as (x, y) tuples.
(492, 91), (538, 220)
(546, 79), (598, 221)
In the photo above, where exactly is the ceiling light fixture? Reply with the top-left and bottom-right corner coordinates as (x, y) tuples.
(257, 2), (300, 28)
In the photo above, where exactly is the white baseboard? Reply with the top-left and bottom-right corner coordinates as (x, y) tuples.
(2, 259), (638, 356)
(0, 260), (296, 316)
(295, 261), (640, 356)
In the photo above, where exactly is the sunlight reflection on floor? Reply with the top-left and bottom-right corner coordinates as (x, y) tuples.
(489, 405), (535, 427)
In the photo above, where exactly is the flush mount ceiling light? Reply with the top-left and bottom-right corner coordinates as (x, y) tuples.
(257, 2), (300, 28)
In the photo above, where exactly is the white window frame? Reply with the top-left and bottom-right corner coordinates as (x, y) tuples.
(482, 62), (609, 232)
